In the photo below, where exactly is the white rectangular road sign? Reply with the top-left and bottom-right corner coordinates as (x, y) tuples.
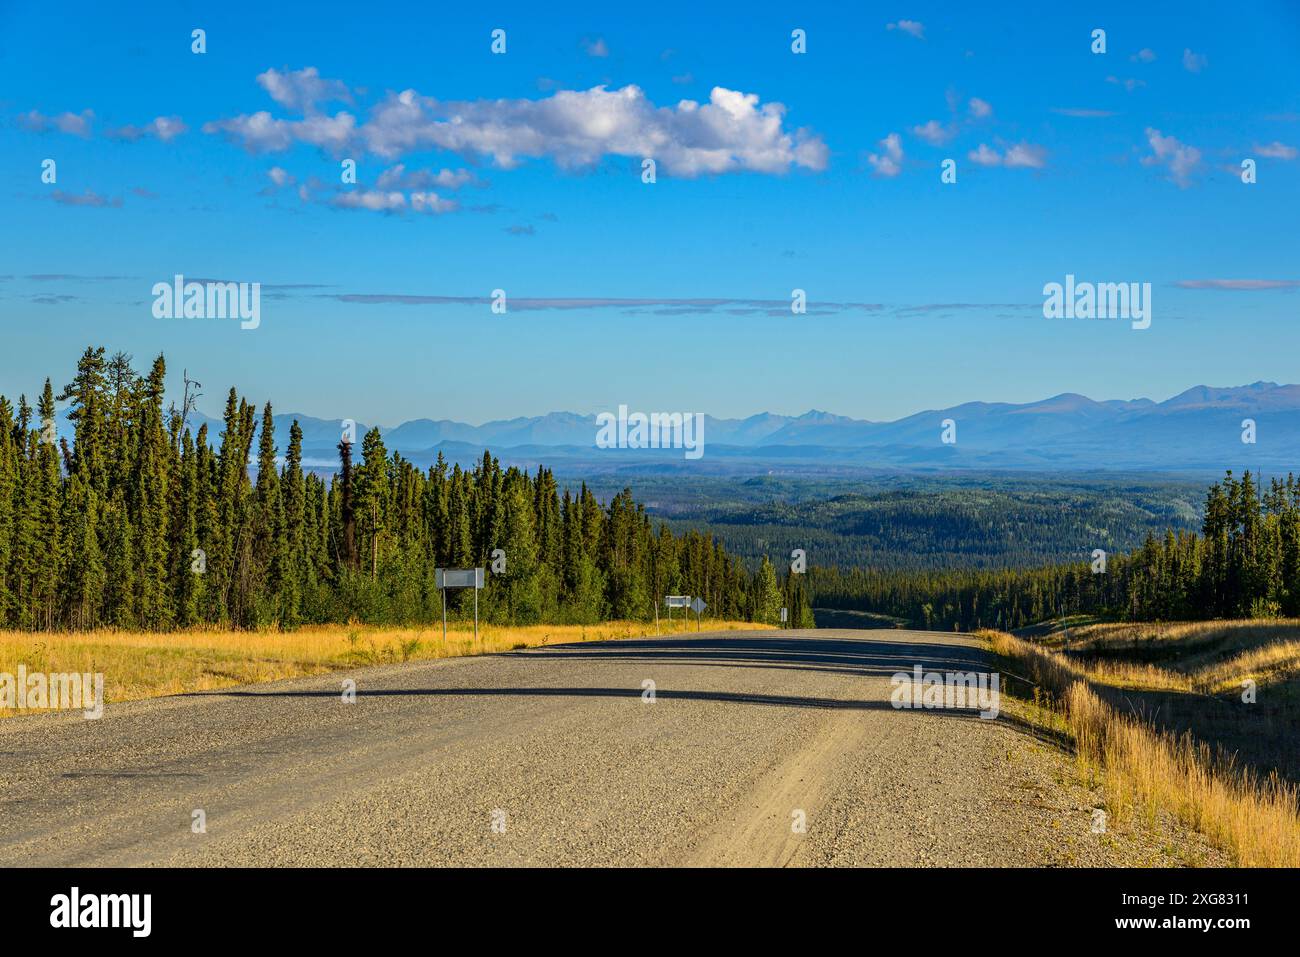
(437, 568), (484, 589)
(664, 595), (691, 608)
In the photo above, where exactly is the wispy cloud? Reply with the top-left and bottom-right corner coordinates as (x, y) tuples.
(1254, 141), (1297, 160)
(886, 20), (925, 40)
(582, 37), (609, 58)
(16, 109), (93, 137)
(1176, 279), (1299, 290)
(323, 294), (885, 317)
(106, 115), (188, 142)
(375, 164), (479, 190)
(1182, 49), (1208, 73)
(1106, 75), (1146, 92)
(1050, 107), (1117, 118)
(1130, 48), (1157, 63)
(49, 189), (122, 208)
(329, 189), (458, 214)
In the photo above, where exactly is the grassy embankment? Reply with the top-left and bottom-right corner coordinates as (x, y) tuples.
(0, 618), (766, 717)
(982, 619), (1300, 867)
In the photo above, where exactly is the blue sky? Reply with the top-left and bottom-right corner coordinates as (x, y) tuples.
(1, 0), (1298, 426)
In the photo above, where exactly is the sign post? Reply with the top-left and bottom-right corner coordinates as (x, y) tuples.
(690, 596), (707, 631)
(664, 595), (690, 631)
(436, 568), (485, 643)
(780, 606), (788, 627)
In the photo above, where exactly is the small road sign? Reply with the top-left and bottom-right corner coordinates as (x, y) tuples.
(664, 595), (690, 628)
(780, 607), (788, 625)
(690, 596), (707, 631)
(435, 567), (486, 642)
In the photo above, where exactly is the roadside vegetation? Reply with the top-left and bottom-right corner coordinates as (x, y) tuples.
(0, 618), (766, 717)
(984, 622), (1300, 867)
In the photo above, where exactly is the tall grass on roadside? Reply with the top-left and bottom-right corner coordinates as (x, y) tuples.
(983, 629), (1300, 867)
(0, 619), (766, 717)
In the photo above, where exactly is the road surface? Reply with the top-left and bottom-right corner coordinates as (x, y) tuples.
(0, 629), (1203, 866)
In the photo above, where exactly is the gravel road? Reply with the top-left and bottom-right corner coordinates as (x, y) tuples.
(0, 628), (1219, 866)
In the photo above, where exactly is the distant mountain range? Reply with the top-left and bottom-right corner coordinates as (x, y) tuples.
(170, 382), (1300, 475)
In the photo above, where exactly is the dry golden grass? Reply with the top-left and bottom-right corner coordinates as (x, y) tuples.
(1028, 619), (1300, 693)
(0, 618), (766, 717)
(1056, 618), (1300, 660)
(1194, 639), (1300, 694)
(983, 628), (1300, 867)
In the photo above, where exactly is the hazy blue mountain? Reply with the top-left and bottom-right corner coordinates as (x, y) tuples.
(133, 382), (1300, 474)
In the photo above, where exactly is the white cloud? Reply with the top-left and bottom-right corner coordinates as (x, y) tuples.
(911, 119), (954, 145)
(204, 110), (357, 154)
(967, 143), (1001, 167)
(1254, 141), (1298, 160)
(328, 185), (458, 215)
(1106, 75), (1146, 92)
(886, 20), (925, 39)
(1131, 48), (1157, 63)
(267, 166), (295, 187)
(1141, 127), (1201, 187)
(331, 190), (407, 212)
(209, 79), (827, 177)
(1003, 142), (1046, 168)
(108, 115), (188, 142)
(257, 67), (350, 112)
(375, 164), (478, 190)
(867, 133), (903, 176)
(409, 191), (459, 214)
(207, 69), (828, 180)
(1182, 49), (1208, 73)
(967, 142), (1046, 169)
(583, 37), (609, 58)
(968, 97), (993, 119)
(17, 109), (93, 137)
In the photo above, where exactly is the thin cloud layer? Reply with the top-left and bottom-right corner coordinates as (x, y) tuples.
(1176, 279), (1299, 290)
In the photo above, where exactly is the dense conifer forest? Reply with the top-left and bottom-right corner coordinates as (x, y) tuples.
(0, 347), (813, 631)
(810, 469), (1300, 631)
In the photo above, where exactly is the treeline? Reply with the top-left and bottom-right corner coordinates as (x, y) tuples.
(655, 480), (1203, 572)
(0, 346), (811, 632)
(811, 470), (1300, 631)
